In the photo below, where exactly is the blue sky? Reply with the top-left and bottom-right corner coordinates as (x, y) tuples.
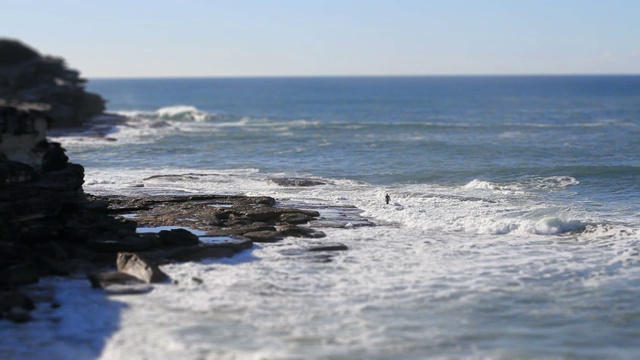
(2, 0), (639, 77)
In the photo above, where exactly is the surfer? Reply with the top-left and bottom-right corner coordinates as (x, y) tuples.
(385, 193), (391, 205)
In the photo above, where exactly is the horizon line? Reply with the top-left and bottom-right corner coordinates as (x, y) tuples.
(87, 73), (640, 80)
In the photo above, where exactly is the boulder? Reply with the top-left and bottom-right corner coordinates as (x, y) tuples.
(87, 271), (153, 295)
(158, 228), (200, 246)
(0, 291), (36, 323)
(116, 252), (169, 283)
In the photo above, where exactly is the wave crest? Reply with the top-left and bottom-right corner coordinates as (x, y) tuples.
(117, 105), (215, 122)
(463, 176), (579, 192)
(155, 105), (212, 122)
(463, 179), (523, 191)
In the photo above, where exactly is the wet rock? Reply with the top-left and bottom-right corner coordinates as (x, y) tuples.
(0, 291), (35, 313)
(206, 223), (276, 237)
(242, 230), (284, 243)
(138, 232), (162, 247)
(5, 307), (32, 323)
(279, 212), (316, 224)
(0, 262), (39, 288)
(87, 271), (153, 295)
(158, 228), (200, 246)
(117, 252), (169, 284)
(1, 290), (35, 321)
(268, 177), (326, 187)
(308, 254), (334, 263)
(276, 224), (326, 238)
(165, 241), (253, 262)
(168, 246), (236, 261)
(306, 243), (349, 252)
(236, 207), (320, 223)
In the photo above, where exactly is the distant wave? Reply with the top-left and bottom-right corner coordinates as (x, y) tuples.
(117, 105), (215, 122)
(463, 176), (579, 192)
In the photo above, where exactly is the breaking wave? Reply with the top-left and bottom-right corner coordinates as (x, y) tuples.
(118, 105), (215, 122)
(463, 176), (579, 192)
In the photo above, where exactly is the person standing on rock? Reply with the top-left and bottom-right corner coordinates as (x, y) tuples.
(385, 193), (391, 205)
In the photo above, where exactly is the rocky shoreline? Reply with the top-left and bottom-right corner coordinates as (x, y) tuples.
(1, 106), (376, 323)
(1, 155), (372, 322)
(0, 39), (373, 324)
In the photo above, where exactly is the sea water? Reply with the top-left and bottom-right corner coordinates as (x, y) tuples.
(2, 76), (640, 359)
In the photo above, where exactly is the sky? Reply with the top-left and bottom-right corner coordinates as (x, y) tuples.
(2, 0), (639, 78)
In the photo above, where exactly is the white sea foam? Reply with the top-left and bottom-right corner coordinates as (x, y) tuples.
(117, 105), (214, 122)
(156, 105), (205, 120)
(463, 176), (579, 193)
(80, 168), (596, 238)
(463, 179), (524, 192)
(4, 167), (639, 359)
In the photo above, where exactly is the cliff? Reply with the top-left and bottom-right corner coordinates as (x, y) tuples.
(0, 39), (105, 128)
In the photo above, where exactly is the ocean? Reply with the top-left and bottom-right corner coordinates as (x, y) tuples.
(3, 76), (640, 359)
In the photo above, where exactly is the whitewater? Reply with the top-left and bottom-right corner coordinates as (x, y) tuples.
(2, 76), (640, 359)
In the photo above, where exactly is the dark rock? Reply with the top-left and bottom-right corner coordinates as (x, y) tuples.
(0, 262), (39, 288)
(41, 141), (69, 172)
(235, 206), (320, 223)
(34, 241), (68, 259)
(276, 224), (326, 238)
(242, 230), (284, 243)
(138, 232), (162, 247)
(5, 307), (32, 323)
(0, 160), (38, 186)
(117, 252), (169, 284)
(87, 271), (153, 295)
(268, 177), (326, 187)
(87, 272), (133, 288)
(165, 241), (253, 262)
(33, 254), (71, 275)
(0, 291), (35, 312)
(158, 228), (200, 246)
(309, 254), (335, 263)
(206, 223), (276, 237)
(279, 212), (316, 224)
(306, 243), (349, 252)
(168, 246), (235, 261)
